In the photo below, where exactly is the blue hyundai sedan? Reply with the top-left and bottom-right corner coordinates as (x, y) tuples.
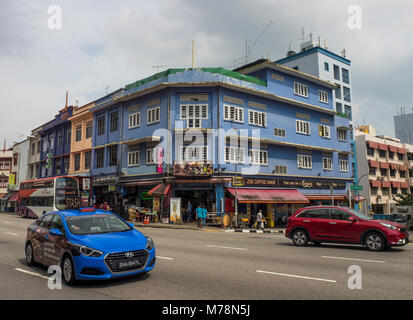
(25, 208), (156, 285)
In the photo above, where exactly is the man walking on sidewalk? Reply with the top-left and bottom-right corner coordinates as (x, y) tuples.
(196, 204), (203, 228)
(256, 210), (264, 231)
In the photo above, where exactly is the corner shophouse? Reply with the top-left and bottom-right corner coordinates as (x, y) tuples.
(89, 60), (353, 225)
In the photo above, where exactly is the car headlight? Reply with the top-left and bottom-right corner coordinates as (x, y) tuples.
(145, 237), (155, 251)
(380, 223), (399, 231)
(79, 245), (103, 257)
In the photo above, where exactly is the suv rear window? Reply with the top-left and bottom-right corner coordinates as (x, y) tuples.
(297, 209), (329, 219)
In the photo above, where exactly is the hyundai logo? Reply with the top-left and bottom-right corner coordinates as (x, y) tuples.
(125, 252), (134, 258)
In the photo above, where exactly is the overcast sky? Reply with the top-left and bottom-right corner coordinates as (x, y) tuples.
(1, 0), (411, 148)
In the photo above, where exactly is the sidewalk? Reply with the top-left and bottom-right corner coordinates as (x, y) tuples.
(133, 220), (286, 233)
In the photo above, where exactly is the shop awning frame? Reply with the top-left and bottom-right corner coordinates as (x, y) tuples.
(226, 188), (309, 204)
(148, 183), (171, 196)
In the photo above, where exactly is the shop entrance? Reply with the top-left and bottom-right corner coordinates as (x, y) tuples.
(174, 188), (216, 221)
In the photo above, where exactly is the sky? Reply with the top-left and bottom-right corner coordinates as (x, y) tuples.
(1, 0), (412, 148)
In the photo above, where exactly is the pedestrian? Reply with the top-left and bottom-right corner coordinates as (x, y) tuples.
(202, 204), (208, 228)
(196, 203), (203, 228)
(256, 210), (264, 231)
(186, 200), (193, 222)
(103, 201), (111, 211)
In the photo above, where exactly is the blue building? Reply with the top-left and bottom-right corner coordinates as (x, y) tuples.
(90, 62), (353, 225)
(38, 105), (75, 178)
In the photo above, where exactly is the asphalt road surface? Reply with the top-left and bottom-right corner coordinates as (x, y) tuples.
(0, 213), (412, 300)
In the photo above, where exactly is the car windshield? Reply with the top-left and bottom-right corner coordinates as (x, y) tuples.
(66, 214), (132, 235)
(345, 208), (373, 220)
(390, 214), (407, 222)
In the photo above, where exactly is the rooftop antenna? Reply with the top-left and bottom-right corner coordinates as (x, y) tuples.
(65, 90), (68, 110)
(245, 20), (274, 64)
(102, 84), (110, 95)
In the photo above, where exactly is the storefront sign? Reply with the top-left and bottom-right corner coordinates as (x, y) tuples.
(170, 198), (181, 223)
(173, 162), (213, 176)
(82, 178), (91, 191)
(157, 147), (164, 173)
(92, 176), (117, 186)
(232, 177), (278, 187)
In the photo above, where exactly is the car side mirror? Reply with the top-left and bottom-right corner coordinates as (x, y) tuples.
(348, 217), (357, 223)
(49, 228), (63, 236)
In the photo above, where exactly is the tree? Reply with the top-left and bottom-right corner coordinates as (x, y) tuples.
(392, 193), (413, 206)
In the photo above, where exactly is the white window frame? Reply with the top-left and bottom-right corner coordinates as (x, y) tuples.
(223, 104), (244, 123)
(340, 159), (349, 172)
(319, 124), (331, 139)
(225, 146), (245, 164)
(337, 128), (347, 141)
(180, 146), (208, 163)
(146, 148), (156, 165)
(147, 107), (160, 125)
(323, 157), (333, 171)
(248, 110), (267, 127)
(275, 165), (287, 174)
(319, 90), (328, 104)
(128, 112), (140, 129)
(128, 151), (140, 167)
(298, 154), (312, 169)
(296, 120), (310, 135)
(249, 149), (268, 166)
(294, 82), (308, 98)
(181, 104), (207, 128)
(274, 128), (286, 137)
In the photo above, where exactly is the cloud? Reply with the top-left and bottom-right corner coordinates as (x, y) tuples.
(0, 0), (412, 148)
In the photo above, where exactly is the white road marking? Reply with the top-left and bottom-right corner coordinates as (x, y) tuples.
(206, 245), (248, 251)
(157, 256), (174, 260)
(14, 268), (49, 280)
(2, 221), (12, 224)
(321, 256), (385, 264)
(5, 232), (19, 236)
(256, 270), (337, 283)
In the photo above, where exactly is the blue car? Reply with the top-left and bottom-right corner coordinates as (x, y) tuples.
(25, 208), (156, 285)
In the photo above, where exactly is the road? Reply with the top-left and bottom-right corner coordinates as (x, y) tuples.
(0, 213), (412, 300)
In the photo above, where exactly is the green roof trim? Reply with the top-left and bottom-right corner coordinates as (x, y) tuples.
(125, 67), (267, 92)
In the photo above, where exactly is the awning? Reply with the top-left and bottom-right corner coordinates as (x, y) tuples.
(391, 181), (401, 188)
(306, 195), (346, 200)
(368, 160), (379, 168)
(8, 192), (19, 202)
(388, 145), (398, 153)
(148, 183), (171, 196)
(381, 181), (391, 188)
(399, 165), (407, 171)
(369, 180), (381, 188)
(367, 141), (379, 149)
(226, 188), (309, 204)
(401, 182), (409, 189)
(398, 148), (407, 155)
(379, 162), (389, 169)
(0, 193), (6, 199)
(378, 143), (387, 151)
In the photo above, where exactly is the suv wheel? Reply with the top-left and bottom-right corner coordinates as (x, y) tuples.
(62, 255), (76, 285)
(365, 232), (385, 251)
(292, 229), (309, 246)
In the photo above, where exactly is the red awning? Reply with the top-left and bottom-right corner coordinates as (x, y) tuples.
(379, 162), (389, 169)
(398, 148), (407, 155)
(388, 145), (398, 152)
(378, 143), (387, 151)
(148, 183), (171, 196)
(369, 180), (381, 188)
(368, 160), (379, 168)
(305, 195), (346, 200)
(381, 181), (391, 188)
(227, 188), (309, 204)
(399, 165), (407, 171)
(8, 192), (19, 202)
(367, 141), (379, 149)
(391, 181), (401, 188)
(401, 182), (409, 189)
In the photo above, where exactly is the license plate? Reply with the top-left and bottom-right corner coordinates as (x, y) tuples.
(118, 259), (142, 269)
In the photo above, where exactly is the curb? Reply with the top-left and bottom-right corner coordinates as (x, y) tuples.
(225, 229), (285, 234)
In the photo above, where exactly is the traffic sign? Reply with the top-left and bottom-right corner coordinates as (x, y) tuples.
(350, 185), (363, 191)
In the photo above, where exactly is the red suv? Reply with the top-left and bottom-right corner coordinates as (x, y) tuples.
(285, 206), (409, 251)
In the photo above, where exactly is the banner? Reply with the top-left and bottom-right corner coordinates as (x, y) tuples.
(170, 197), (181, 223)
(157, 147), (164, 173)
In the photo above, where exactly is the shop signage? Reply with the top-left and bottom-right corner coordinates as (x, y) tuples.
(170, 197), (181, 223)
(157, 147), (164, 173)
(173, 162), (213, 176)
(108, 184), (116, 192)
(231, 176), (347, 190)
(82, 178), (91, 191)
(92, 176), (118, 186)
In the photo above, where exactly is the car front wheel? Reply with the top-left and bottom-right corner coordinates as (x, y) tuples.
(365, 232), (386, 251)
(25, 243), (35, 266)
(292, 229), (309, 246)
(62, 255), (76, 285)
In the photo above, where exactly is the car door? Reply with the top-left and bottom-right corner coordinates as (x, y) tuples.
(30, 217), (44, 263)
(305, 208), (331, 240)
(43, 214), (66, 267)
(328, 209), (358, 243)
(35, 214), (54, 266)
